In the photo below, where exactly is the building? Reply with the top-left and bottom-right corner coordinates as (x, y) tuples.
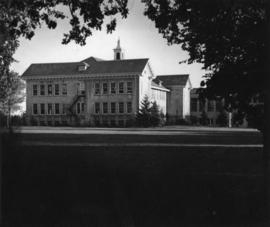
(154, 75), (192, 123)
(190, 88), (223, 126)
(190, 88), (251, 127)
(22, 40), (191, 127)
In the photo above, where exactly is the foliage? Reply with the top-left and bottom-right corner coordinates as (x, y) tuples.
(200, 110), (208, 126)
(190, 115), (199, 125)
(136, 95), (152, 127)
(246, 104), (264, 131)
(0, 70), (25, 127)
(216, 109), (228, 127)
(142, 0), (267, 130)
(0, 0), (128, 46)
(136, 96), (164, 127)
(150, 101), (162, 126)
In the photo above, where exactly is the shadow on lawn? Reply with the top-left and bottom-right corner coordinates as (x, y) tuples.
(1, 132), (267, 226)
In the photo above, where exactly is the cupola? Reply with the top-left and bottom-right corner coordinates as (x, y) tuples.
(113, 38), (124, 60)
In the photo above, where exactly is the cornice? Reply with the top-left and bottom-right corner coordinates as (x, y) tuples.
(23, 72), (140, 81)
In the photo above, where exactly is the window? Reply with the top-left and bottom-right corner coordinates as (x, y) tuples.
(191, 98), (198, 112)
(127, 82), (132, 94)
(62, 84), (67, 95)
(119, 102), (124, 113)
(119, 82), (124, 94)
(33, 104), (38, 114)
(48, 103), (53, 115)
(207, 100), (215, 112)
(33, 85), (38, 96)
(55, 103), (60, 114)
(54, 84), (59, 95)
(95, 102), (100, 114)
(95, 83), (100, 95)
(127, 102), (132, 113)
(40, 103), (45, 115)
(48, 84), (53, 95)
(77, 102), (81, 114)
(116, 52), (120, 60)
(103, 83), (108, 94)
(81, 103), (85, 112)
(103, 102), (108, 114)
(110, 102), (116, 113)
(199, 101), (204, 112)
(79, 82), (85, 95)
(110, 82), (116, 94)
(40, 84), (45, 95)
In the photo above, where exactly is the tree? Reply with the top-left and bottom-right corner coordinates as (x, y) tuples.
(142, 0), (269, 218)
(0, 1), (129, 119)
(150, 101), (162, 126)
(136, 95), (152, 127)
(200, 110), (208, 126)
(0, 71), (25, 128)
(216, 109), (228, 127)
(142, 0), (267, 130)
(0, 0), (128, 46)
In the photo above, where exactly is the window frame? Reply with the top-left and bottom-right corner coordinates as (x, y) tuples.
(103, 83), (108, 94)
(54, 84), (60, 96)
(103, 102), (108, 114)
(95, 83), (100, 95)
(33, 103), (38, 115)
(40, 103), (45, 115)
(62, 83), (67, 95)
(55, 103), (60, 115)
(47, 103), (53, 115)
(95, 102), (100, 114)
(127, 81), (132, 94)
(33, 85), (38, 96)
(127, 102), (132, 113)
(110, 82), (116, 94)
(119, 82), (124, 94)
(110, 102), (116, 113)
(48, 84), (53, 96)
(40, 84), (45, 96)
(119, 102), (124, 113)
(77, 102), (81, 114)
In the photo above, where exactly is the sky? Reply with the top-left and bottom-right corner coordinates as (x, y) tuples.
(11, 0), (205, 92)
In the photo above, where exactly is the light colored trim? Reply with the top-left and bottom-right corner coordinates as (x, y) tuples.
(22, 73), (140, 81)
(151, 85), (170, 92)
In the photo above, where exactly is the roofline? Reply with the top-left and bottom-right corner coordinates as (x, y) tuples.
(151, 85), (170, 92)
(156, 74), (189, 77)
(21, 72), (142, 80)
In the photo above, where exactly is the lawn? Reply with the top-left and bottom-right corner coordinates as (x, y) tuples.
(1, 129), (267, 226)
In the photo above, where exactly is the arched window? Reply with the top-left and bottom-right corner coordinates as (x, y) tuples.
(116, 52), (121, 60)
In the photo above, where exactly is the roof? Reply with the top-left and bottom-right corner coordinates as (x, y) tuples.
(22, 57), (149, 77)
(151, 81), (169, 91)
(155, 74), (189, 86)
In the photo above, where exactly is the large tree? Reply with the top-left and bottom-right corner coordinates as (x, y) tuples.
(141, 0), (269, 218)
(0, 71), (25, 128)
(142, 0), (267, 129)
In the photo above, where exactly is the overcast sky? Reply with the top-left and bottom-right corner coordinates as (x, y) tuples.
(11, 0), (205, 88)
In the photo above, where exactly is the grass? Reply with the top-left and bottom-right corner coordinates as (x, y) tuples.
(1, 131), (267, 226)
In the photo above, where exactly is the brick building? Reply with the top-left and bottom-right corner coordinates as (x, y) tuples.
(22, 40), (191, 126)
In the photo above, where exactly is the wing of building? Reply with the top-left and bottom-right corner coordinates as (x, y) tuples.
(22, 40), (192, 126)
